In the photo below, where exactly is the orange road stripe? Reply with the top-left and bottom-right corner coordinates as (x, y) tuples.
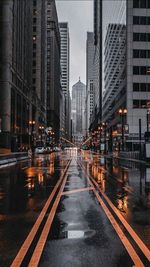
(61, 187), (94, 195)
(91, 176), (150, 262)
(28, 161), (70, 267)
(79, 162), (150, 263)
(94, 190), (144, 267)
(11, 160), (70, 267)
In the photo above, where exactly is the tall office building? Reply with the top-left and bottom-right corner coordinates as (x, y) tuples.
(126, 0), (150, 149)
(102, 23), (126, 127)
(46, 0), (61, 142)
(89, 0), (102, 132)
(72, 79), (86, 145)
(59, 22), (70, 140)
(85, 32), (95, 133)
(32, 0), (47, 141)
(94, 0), (150, 150)
(0, 0), (33, 151)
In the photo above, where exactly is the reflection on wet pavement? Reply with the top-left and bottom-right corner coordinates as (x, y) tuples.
(0, 149), (150, 267)
(0, 152), (69, 267)
(81, 150), (150, 248)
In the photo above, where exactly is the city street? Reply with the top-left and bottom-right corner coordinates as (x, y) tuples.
(0, 149), (150, 267)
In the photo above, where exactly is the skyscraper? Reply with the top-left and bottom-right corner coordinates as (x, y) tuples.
(32, 0), (47, 143)
(89, 0), (102, 132)
(46, 0), (61, 143)
(72, 78), (86, 145)
(85, 32), (95, 133)
(0, 0), (33, 151)
(102, 23), (126, 127)
(59, 22), (71, 140)
(94, 0), (150, 151)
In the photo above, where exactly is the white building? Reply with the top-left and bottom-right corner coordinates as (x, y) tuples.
(72, 79), (86, 145)
(100, 0), (150, 151)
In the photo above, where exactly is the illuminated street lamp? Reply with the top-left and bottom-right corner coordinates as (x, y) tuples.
(29, 120), (35, 150)
(118, 108), (127, 151)
(39, 126), (44, 143)
(102, 122), (107, 154)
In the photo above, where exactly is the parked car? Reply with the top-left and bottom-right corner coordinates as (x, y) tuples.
(45, 147), (52, 153)
(54, 146), (61, 152)
(35, 147), (45, 154)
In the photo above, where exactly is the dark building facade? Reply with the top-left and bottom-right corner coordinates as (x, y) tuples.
(46, 0), (61, 143)
(59, 22), (71, 140)
(0, 0), (33, 151)
(89, 0), (102, 131)
(32, 0), (47, 144)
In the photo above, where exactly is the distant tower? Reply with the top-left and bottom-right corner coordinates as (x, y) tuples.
(71, 78), (86, 145)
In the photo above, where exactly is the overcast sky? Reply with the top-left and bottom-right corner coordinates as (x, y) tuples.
(56, 0), (93, 92)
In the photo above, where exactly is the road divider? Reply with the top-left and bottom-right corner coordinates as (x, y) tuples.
(11, 160), (71, 267)
(28, 160), (71, 267)
(78, 161), (150, 267)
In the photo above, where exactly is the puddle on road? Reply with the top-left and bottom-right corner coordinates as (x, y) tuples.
(59, 229), (95, 239)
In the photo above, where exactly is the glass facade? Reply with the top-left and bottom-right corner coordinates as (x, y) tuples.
(102, 0), (126, 92)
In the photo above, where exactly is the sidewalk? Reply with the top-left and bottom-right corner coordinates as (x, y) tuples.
(0, 152), (29, 168)
(91, 150), (149, 165)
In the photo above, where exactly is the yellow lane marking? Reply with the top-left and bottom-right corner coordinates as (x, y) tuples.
(94, 190), (144, 267)
(61, 187), (94, 195)
(80, 162), (150, 262)
(11, 160), (70, 267)
(28, 161), (70, 267)
(91, 175), (150, 262)
(79, 162), (146, 267)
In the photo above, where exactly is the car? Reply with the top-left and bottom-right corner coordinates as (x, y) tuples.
(54, 146), (61, 152)
(45, 147), (53, 153)
(34, 147), (45, 154)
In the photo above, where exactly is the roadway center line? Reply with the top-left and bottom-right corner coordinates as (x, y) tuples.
(94, 190), (144, 267)
(28, 160), (71, 267)
(11, 160), (70, 267)
(61, 186), (94, 195)
(79, 161), (150, 262)
(90, 174), (150, 262)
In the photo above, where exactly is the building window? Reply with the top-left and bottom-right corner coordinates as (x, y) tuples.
(133, 0), (148, 8)
(133, 50), (139, 58)
(133, 66), (150, 75)
(141, 83), (147, 91)
(133, 100), (139, 108)
(133, 83), (150, 92)
(133, 66), (139, 75)
(33, 18), (36, 24)
(140, 0), (146, 8)
(141, 100), (147, 108)
(133, 83), (139, 91)
(133, 32), (149, 41)
(133, 16), (150, 25)
(133, 99), (150, 108)
(33, 60), (36, 67)
(133, 16), (139, 24)
(140, 50), (147, 58)
(133, 0), (139, 8)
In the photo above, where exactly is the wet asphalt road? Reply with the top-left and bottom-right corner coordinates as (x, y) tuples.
(0, 149), (150, 266)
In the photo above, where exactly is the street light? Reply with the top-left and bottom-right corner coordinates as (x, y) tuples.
(118, 108), (127, 151)
(39, 126), (44, 144)
(102, 122), (107, 154)
(29, 120), (35, 150)
(146, 108), (150, 133)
